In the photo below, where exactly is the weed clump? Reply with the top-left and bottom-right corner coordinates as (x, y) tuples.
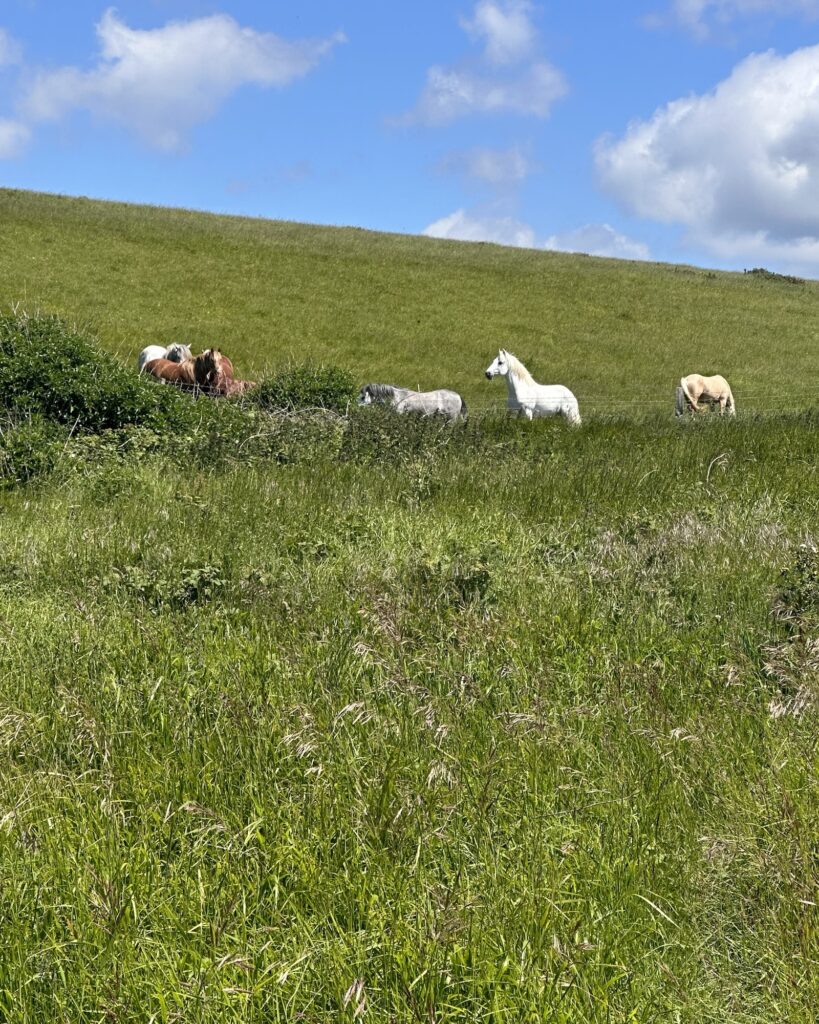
(0, 414), (66, 486)
(744, 267), (805, 285)
(104, 562), (226, 609)
(774, 543), (819, 628)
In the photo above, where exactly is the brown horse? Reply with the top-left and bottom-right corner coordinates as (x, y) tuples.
(677, 373), (736, 416)
(193, 348), (234, 396)
(143, 356), (198, 388)
(194, 349), (256, 397)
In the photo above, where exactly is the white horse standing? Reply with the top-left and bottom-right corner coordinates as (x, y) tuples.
(358, 383), (467, 420)
(485, 349), (581, 425)
(677, 373), (736, 416)
(137, 343), (192, 373)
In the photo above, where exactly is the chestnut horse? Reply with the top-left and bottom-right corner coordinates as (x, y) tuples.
(138, 343), (192, 373)
(194, 349), (256, 397)
(677, 373), (736, 416)
(143, 356), (198, 388)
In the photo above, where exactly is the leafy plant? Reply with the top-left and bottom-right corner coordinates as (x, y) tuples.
(0, 312), (192, 432)
(105, 562), (226, 609)
(251, 363), (357, 414)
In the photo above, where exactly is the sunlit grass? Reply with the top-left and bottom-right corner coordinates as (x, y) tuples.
(0, 190), (816, 1020)
(3, 188), (819, 414)
(0, 414), (816, 1020)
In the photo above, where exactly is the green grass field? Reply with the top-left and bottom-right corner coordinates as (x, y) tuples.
(0, 189), (817, 1022)
(2, 187), (819, 412)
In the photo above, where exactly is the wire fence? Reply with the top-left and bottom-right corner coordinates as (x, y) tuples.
(145, 376), (819, 419)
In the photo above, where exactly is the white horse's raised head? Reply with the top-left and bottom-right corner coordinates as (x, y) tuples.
(485, 349), (511, 379)
(165, 343), (192, 363)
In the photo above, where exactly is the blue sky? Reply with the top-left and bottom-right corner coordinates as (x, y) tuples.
(3, 1), (819, 275)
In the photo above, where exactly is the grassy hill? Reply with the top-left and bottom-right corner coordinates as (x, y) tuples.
(2, 187), (818, 413)
(0, 190), (817, 1021)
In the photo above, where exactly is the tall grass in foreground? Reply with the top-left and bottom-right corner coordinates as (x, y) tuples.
(0, 414), (816, 1021)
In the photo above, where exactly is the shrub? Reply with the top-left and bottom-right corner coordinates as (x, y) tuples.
(0, 312), (192, 433)
(250, 364), (357, 415)
(744, 267), (805, 285)
(340, 404), (460, 463)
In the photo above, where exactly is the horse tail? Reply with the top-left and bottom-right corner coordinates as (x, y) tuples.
(680, 375), (696, 411)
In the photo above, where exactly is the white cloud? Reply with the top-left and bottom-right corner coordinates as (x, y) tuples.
(423, 208), (537, 247)
(401, 2), (566, 125)
(460, 1), (538, 66)
(0, 29), (22, 67)
(423, 208), (651, 259)
(655, 0), (819, 36)
(0, 118), (30, 158)
(437, 144), (540, 185)
(543, 224), (651, 260)
(410, 61), (566, 125)
(596, 45), (819, 267)
(22, 8), (344, 151)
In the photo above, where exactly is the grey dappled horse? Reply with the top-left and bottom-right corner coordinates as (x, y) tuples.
(358, 383), (467, 420)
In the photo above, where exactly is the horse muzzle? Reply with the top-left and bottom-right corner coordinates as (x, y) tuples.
(485, 371), (493, 380)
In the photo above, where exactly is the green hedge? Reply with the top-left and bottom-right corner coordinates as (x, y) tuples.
(0, 313), (191, 432)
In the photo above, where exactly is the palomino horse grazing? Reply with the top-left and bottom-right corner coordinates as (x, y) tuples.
(357, 383), (467, 420)
(485, 349), (581, 425)
(137, 343), (192, 373)
(677, 374), (736, 416)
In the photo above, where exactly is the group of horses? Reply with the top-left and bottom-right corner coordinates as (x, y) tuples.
(359, 349), (736, 425)
(138, 342), (736, 424)
(137, 342), (256, 397)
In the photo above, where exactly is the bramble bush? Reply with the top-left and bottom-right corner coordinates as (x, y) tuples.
(0, 312), (193, 433)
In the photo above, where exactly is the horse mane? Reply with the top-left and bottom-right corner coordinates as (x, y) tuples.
(194, 348), (235, 395)
(365, 383), (398, 400)
(194, 349), (221, 387)
(503, 351), (536, 385)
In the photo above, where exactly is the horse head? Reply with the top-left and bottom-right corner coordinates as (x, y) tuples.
(485, 349), (509, 379)
(358, 383), (395, 405)
(193, 349), (220, 389)
(165, 343), (192, 363)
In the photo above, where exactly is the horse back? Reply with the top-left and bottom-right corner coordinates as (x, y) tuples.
(138, 345), (166, 372)
(145, 358), (196, 386)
